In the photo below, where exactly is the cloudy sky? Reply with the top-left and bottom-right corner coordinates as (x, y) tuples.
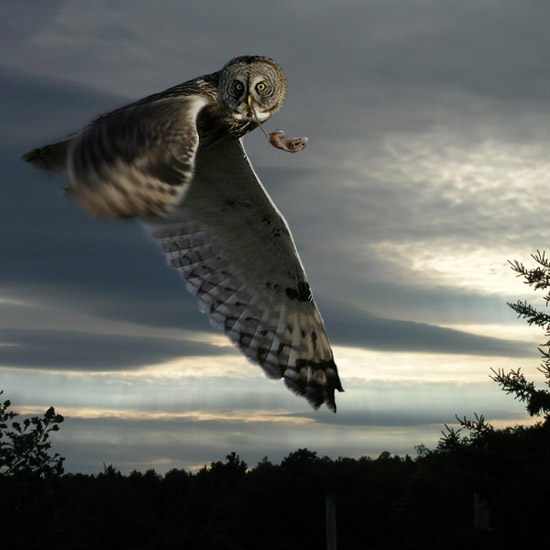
(2, 1), (549, 474)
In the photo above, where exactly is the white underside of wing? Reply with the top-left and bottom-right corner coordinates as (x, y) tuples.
(144, 139), (342, 411)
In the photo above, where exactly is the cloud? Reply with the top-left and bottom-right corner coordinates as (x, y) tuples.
(3, 0), (550, 474)
(6, 2), (550, 125)
(1, 61), (536, 364)
(0, 64), (126, 148)
(35, 377), (531, 474)
(0, 328), (232, 370)
(322, 300), (533, 357)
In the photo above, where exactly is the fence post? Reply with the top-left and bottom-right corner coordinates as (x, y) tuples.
(325, 492), (337, 550)
(474, 492), (490, 532)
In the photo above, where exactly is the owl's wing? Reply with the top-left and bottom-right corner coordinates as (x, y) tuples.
(24, 95), (209, 219)
(23, 137), (73, 172)
(144, 139), (343, 411)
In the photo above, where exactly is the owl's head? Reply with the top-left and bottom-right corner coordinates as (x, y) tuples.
(218, 56), (288, 123)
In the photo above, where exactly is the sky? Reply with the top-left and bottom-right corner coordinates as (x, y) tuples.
(1, 0), (550, 474)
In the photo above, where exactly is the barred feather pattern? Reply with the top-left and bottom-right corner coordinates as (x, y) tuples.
(66, 96), (209, 219)
(144, 139), (343, 411)
(145, 218), (342, 411)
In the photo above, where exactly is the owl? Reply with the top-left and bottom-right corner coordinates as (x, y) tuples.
(23, 55), (343, 411)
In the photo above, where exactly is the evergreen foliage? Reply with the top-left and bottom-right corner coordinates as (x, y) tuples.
(492, 251), (550, 416)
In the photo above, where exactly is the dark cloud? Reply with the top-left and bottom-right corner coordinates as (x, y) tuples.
(0, 328), (232, 370)
(0, 1), (66, 44)
(321, 299), (534, 358)
(0, 64), (127, 147)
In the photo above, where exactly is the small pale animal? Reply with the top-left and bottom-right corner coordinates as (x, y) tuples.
(23, 55), (343, 411)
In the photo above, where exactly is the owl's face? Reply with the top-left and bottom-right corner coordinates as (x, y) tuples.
(218, 56), (288, 123)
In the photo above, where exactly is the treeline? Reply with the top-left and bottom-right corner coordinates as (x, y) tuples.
(2, 419), (550, 550)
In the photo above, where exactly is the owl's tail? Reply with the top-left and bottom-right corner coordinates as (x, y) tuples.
(22, 138), (72, 172)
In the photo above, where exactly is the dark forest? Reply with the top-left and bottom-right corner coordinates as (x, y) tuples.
(2, 419), (550, 550)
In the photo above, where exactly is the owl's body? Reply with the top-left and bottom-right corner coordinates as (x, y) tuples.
(23, 56), (343, 411)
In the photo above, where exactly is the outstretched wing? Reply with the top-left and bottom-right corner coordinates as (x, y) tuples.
(24, 94), (209, 219)
(144, 139), (343, 411)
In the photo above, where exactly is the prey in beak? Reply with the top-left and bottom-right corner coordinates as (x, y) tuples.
(247, 95), (308, 153)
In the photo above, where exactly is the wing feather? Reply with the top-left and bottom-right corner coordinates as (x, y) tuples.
(144, 139), (343, 411)
(67, 95), (209, 219)
(25, 95), (209, 219)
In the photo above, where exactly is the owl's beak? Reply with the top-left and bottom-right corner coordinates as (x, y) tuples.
(245, 94), (254, 117)
(248, 97), (270, 139)
(246, 94), (254, 117)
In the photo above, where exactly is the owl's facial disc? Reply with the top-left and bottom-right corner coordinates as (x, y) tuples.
(227, 78), (272, 122)
(219, 57), (287, 122)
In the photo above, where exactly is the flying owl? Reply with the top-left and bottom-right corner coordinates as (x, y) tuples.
(23, 55), (343, 411)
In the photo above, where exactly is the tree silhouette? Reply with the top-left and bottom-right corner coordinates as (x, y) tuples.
(0, 391), (65, 477)
(492, 251), (550, 417)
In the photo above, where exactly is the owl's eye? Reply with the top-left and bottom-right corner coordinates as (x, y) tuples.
(255, 82), (267, 92)
(233, 81), (244, 92)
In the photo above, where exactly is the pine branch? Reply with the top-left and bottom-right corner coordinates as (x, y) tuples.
(490, 367), (550, 417)
(507, 300), (550, 329)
